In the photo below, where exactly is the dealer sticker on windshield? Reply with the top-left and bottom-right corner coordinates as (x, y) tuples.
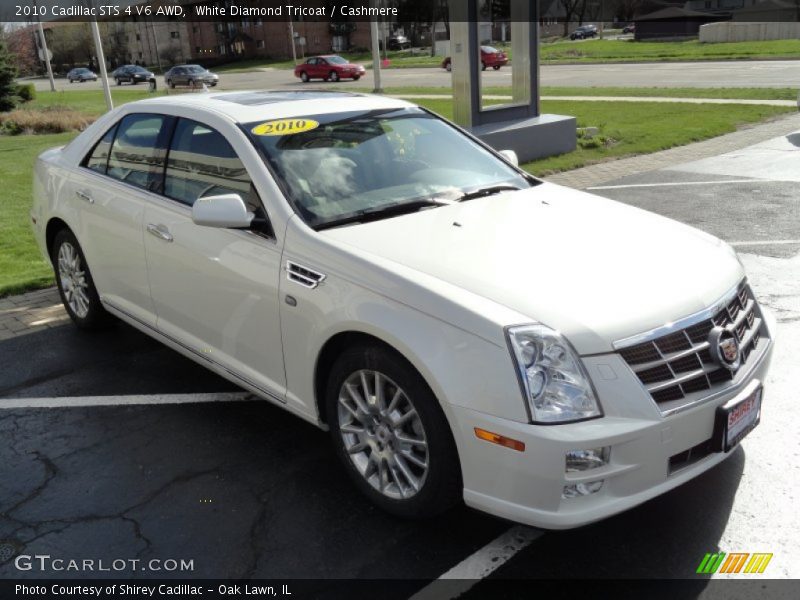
(251, 119), (319, 136)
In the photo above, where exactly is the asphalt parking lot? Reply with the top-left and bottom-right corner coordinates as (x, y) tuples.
(1, 129), (799, 591)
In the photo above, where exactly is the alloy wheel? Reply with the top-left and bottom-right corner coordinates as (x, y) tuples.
(57, 242), (90, 318)
(337, 369), (429, 500)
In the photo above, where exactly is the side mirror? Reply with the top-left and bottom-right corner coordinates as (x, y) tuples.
(499, 149), (519, 167)
(191, 194), (254, 229)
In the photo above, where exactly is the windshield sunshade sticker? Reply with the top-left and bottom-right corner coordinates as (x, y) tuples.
(251, 119), (319, 136)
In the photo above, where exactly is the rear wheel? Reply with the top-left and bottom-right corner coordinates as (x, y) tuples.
(115, 77), (121, 86)
(481, 61), (487, 71)
(493, 65), (501, 70)
(329, 71), (340, 82)
(445, 61), (452, 72)
(167, 79), (175, 89)
(52, 229), (114, 330)
(326, 344), (461, 518)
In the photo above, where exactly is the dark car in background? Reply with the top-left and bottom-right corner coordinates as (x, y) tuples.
(623, 24), (636, 34)
(164, 64), (219, 88)
(293, 55), (366, 82)
(441, 46), (509, 71)
(385, 35), (411, 50)
(570, 25), (598, 40)
(111, 65), (155, 85)
(66, 68), (98, 83)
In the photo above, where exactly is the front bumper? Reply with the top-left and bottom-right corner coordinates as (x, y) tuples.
(452, 308), (774, 529)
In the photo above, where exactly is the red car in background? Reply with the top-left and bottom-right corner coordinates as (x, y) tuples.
(441, 46), (509, 71)
(294, 55), (366, 82)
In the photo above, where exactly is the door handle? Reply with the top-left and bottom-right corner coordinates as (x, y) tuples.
(147, 223), (173, 242)
(75, 190), (94, 204)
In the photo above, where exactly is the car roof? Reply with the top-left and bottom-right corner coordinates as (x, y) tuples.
(129, 90), (414, 123)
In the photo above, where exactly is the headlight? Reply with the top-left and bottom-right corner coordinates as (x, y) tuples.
(507, 324), (602, 423)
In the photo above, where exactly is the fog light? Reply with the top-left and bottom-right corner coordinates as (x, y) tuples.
(562, 480), (604, 499)
(566, 447), (609, 472)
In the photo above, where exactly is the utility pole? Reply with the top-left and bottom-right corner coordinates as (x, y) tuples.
(370, 4), (382, 93)
(34, 0), (55, 92)
(288, 15), (297, 65)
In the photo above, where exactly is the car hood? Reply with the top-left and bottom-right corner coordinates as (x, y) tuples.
(321, 183), (744, 354)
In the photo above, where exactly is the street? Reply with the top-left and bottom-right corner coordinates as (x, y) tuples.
(28, 59), (800, 92)
(1, 116), (799, 590)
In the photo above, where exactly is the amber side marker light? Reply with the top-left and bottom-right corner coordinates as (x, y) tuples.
(474, 428), (525, 452)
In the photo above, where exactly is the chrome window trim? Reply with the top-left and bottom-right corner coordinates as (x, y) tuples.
(612, 279), (747, 350)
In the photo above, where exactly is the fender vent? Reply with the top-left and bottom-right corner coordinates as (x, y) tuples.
(286, 260), (326, 289)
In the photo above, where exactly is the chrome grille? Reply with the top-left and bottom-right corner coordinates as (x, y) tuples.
(618, 284), (766, 413)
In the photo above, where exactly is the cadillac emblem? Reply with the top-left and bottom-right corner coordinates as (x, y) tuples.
(708, 326), (741, 371)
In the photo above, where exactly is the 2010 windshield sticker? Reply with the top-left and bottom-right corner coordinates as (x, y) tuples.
(251, 119), (319, 136)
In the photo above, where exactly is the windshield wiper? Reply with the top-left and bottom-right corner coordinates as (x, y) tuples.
(457, 184), (521, 202)
(315, 198), (450, 230)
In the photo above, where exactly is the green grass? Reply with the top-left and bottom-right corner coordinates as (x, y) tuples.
(0, 89), (793, 296)
(0, 133), (75, 296)
(341, 85), (799, 101)
(540, 38), (800, 64)
(213, 39), (800, 72)
(408, 98), (793, 176)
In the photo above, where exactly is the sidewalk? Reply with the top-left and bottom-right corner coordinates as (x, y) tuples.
(0, 287), (67, 341)
(544, 111), (800, 189)
(2, 111), (800, 340)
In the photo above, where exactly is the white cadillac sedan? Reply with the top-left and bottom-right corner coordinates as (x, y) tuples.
(31, 91), (774, 528)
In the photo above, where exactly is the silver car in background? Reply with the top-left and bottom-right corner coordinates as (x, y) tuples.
(164, 65), (219, 89)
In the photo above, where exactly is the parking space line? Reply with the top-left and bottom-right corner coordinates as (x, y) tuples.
(0, 391), (254, 410)
(586, 180), (778, 190)
(408, 525), (544, 600)
(730, 240), (800, 247)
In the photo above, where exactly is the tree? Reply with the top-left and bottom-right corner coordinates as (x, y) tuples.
(559, 0), (588, 37)
(6, 27), (38, 76)
(0, 35), (19, 111)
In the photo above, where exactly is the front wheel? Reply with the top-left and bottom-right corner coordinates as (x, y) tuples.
(326, 344), (461, 518)
(493, 65), (501, 70)
(300, 71), (309, 82)
(353, 75), (361, 81)
(445, 62), (452, 72)
(329, 71), (340, 82)
(115, 78), (121, 86)
(167, 79), (175, 89)
(52, 229), (114, 330)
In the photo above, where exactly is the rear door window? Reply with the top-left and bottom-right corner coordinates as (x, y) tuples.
(107, 114), (171, 193)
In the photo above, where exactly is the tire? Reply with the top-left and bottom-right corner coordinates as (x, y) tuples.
(326, 344), (462, 519)
(445, 62), (451, 72)
(329, 71), (339, 82)
(188, 79), (195, 88)
(353, 75), (361, 81)
(168, 79), (175, 89)
(493, 65), (501, 70)
(51, 229), (114, 330)
(300, 71), (309, 82)
(481, 61), (487, 71)
(69, 79), (74, 83)
(115, 78), (121, 86)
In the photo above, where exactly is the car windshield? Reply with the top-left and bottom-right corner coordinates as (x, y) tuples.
(187, 65), (205, 72)
(482, 46), (499, 53)
(132, 67), (149, 73)
(326, 56), (348, 65)
(245, 107), (533, 230)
